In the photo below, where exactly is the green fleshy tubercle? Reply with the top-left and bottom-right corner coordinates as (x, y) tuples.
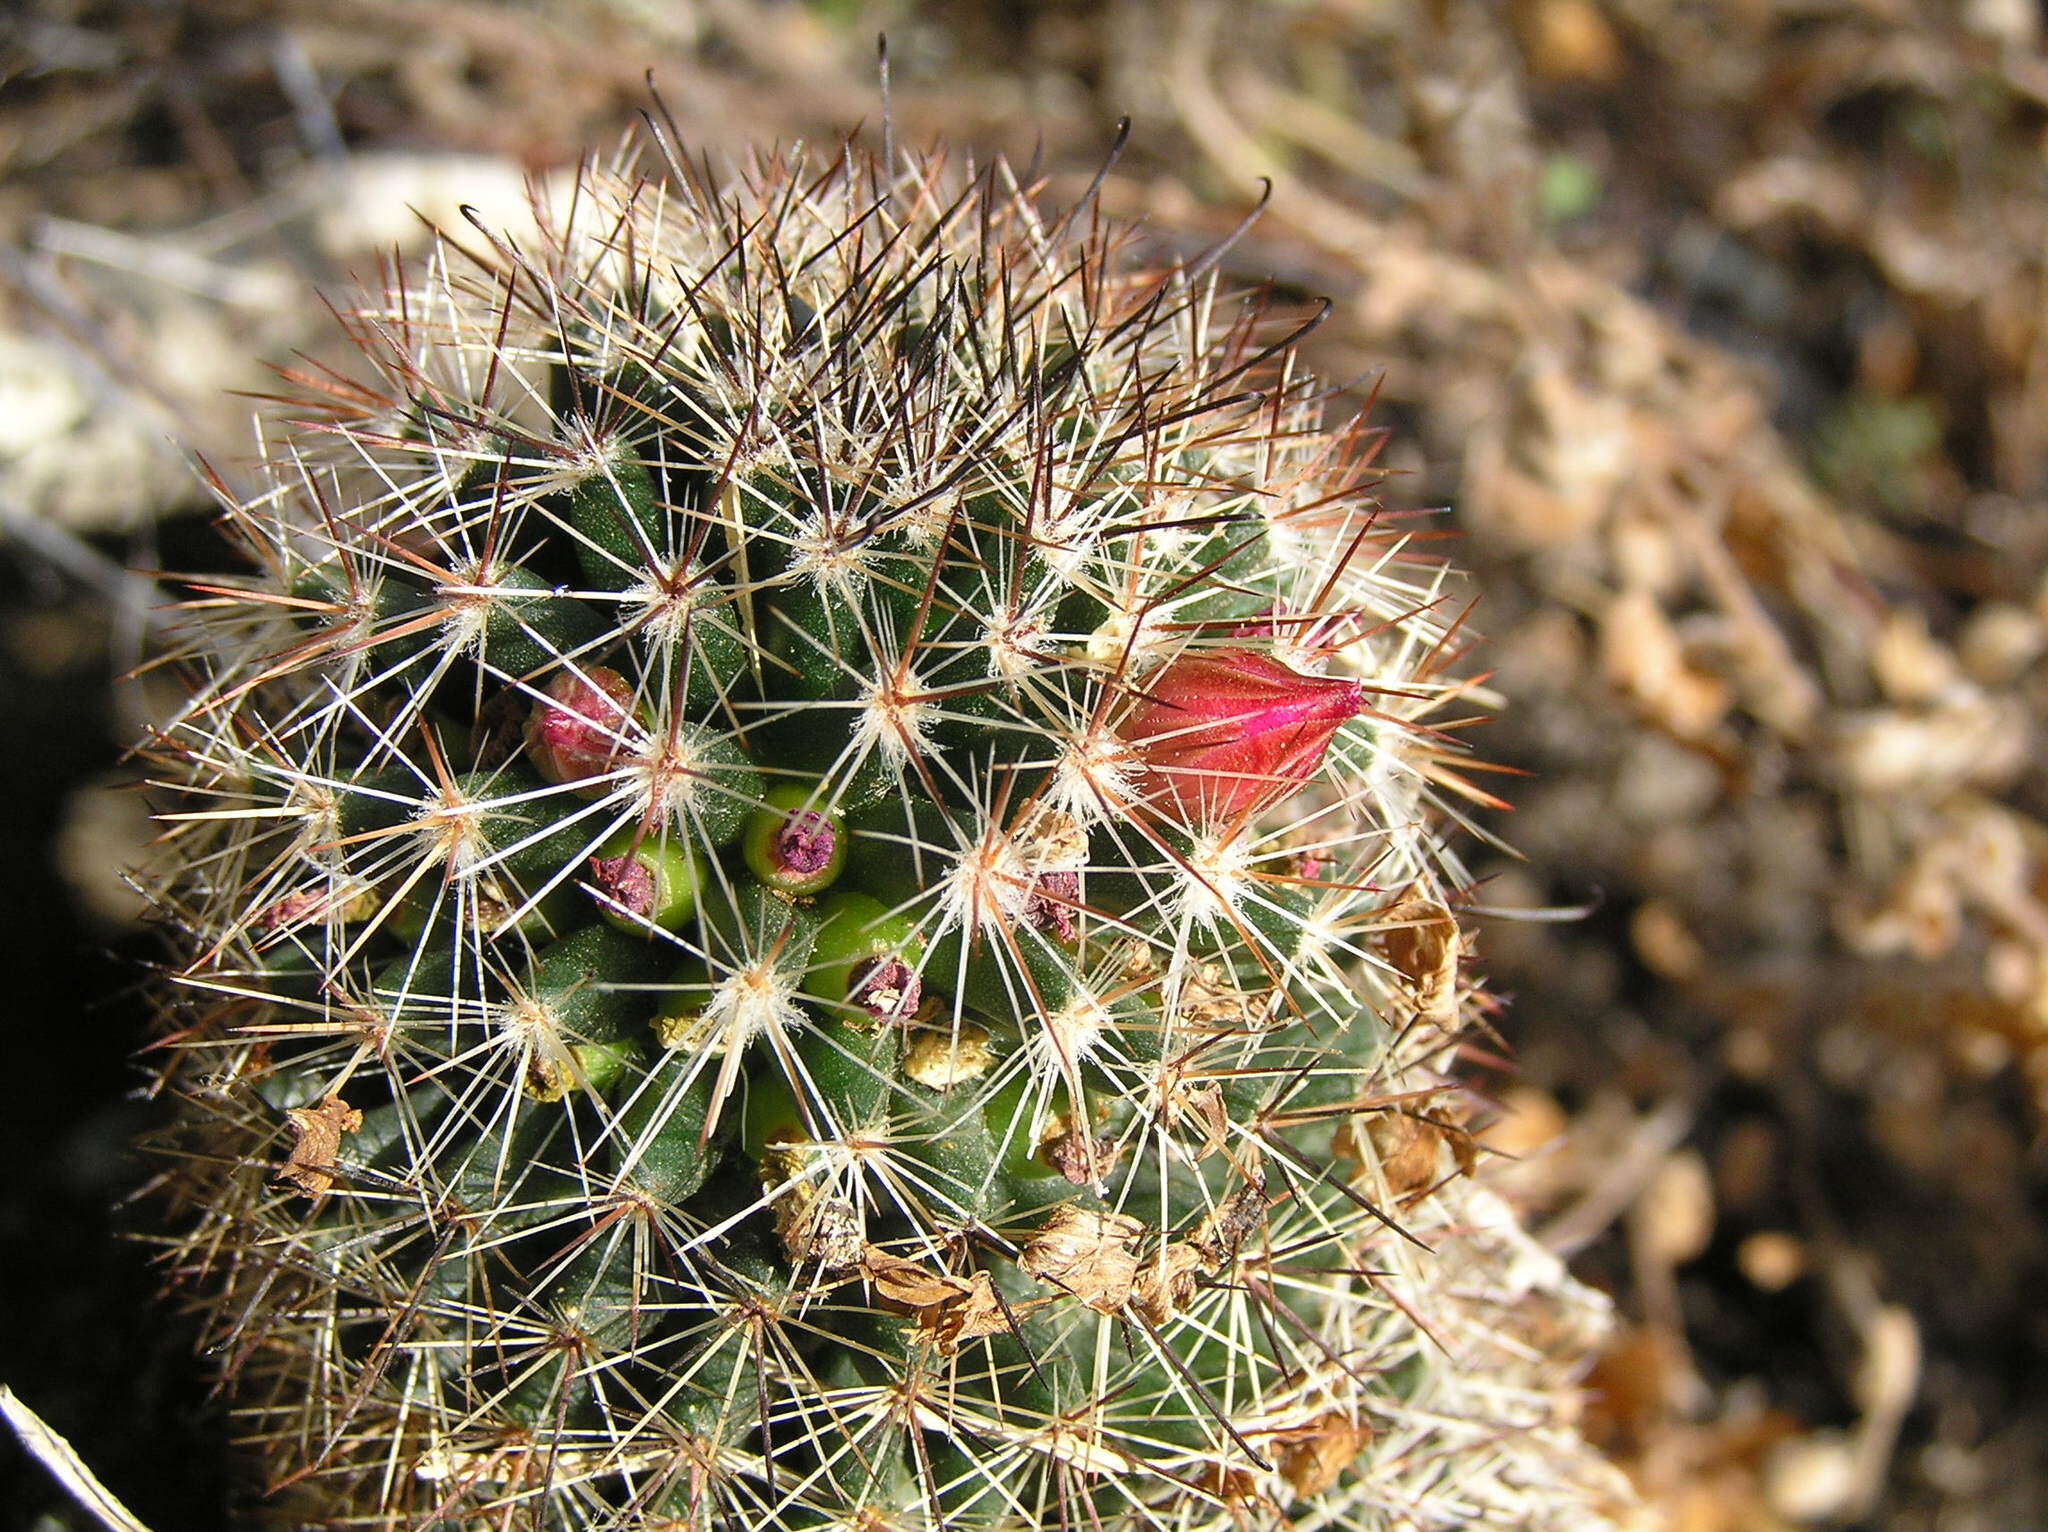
(567, 445), (663, 588)
(655, 723), (760, 846)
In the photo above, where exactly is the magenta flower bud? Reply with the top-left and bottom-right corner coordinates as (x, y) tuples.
(1118, 648), (1362, 824)
(524, 666), (637, 789)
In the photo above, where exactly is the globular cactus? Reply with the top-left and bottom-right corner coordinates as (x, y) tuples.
(141, 124), (1639, 1530)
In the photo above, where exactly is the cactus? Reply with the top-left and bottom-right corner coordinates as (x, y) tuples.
(140, 129), (1638, 1530)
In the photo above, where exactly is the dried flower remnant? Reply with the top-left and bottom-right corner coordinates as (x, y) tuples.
(1041, 1121), (1121, 1185)
(1024, 868), (1081, 941)
(1379, 896), (1462, 1028)
(1272, 1412), (1375, 1499)
(861, 1249), (1015, 1352)
(1019, 1205), (1145, 1314)
(777, 813), (834, 873)
(588, 852), (654, 916)
(277, 1095), (362, 1197)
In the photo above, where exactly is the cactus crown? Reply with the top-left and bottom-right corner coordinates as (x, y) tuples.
(143, 128), (1624, 1530)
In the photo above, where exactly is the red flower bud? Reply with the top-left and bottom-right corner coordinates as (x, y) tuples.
(524, 666), (638, 789)
(1118, 648), (1362, 824)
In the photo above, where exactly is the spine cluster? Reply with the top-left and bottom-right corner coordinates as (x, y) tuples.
(141, 129), (1636, 1530)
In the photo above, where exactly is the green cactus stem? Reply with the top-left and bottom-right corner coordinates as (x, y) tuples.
(139, 126), (1640, 1532)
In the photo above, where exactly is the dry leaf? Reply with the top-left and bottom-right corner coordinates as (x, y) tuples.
(278, 1093), (362, 1196)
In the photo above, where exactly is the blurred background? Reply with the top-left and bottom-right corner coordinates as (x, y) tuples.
(4, 2), (2047, 1527)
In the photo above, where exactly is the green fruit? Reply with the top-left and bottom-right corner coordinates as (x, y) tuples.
(587, 824), (705, 932)
(742, 782), (848, 895)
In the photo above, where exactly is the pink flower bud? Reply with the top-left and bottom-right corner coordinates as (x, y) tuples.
(1118, 648), (1362, 824)
(524, 666), (638, 789)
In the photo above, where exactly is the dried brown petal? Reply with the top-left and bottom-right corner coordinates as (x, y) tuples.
(1368, 1113), (1444, 1199)
(1041, 1126), (1120, 1186)
(861, 1250), (1012, 1352)
(1194, 1464), (1262, 1508)
(1182, 1083), (1232, 1162)
(1019, 1205), (1144, 1314)
(278, 1093), (362, 1196)
(1132, 1242), (1207, 1325)
(1175, 961), (1282, 1034)
(522, 1053), (567, 1103)
(1269, 1411), (1373, 1498)
(1190, 1182), (1268, 1265)
(1379, 898), (1460, 1029)
(863, 1249), (959, 1309)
